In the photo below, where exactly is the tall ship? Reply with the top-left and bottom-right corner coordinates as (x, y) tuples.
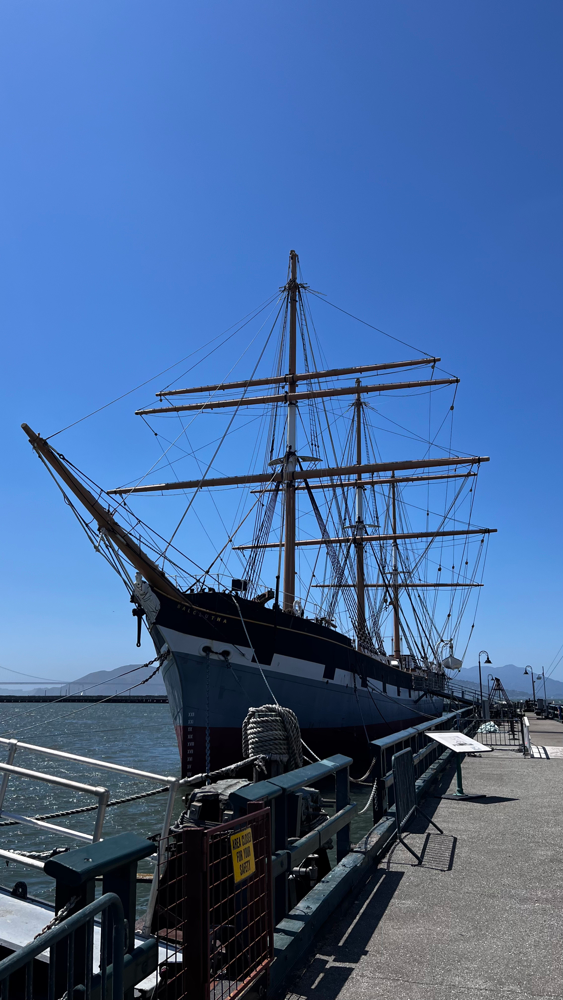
(23, 251), (495, 776)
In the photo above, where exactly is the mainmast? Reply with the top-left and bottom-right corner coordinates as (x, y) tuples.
(283, 250), (298, 612)
(391, 471), (401, 659)
(354, 380), (366, 648)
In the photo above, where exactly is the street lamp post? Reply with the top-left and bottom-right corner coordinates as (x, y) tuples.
(524, 666), (536, 703)
(478, 650), (492, 712)
(541, 666), (547, 704)
(487, 673), (495, 699)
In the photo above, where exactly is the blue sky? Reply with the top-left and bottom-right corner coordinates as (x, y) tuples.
(1, 1), (561, 683)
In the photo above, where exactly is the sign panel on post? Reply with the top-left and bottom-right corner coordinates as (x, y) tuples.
(428, 731), (493, 753)
(230, 826), (256, 883)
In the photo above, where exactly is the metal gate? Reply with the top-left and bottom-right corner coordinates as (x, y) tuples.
(153, 808), (272, 1000)
(475, 717), (525, 751)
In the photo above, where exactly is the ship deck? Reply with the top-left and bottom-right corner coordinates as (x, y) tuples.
(282, 714), (563, 1000)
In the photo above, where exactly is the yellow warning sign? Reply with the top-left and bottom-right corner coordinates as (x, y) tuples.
(230, 826), (256, 883)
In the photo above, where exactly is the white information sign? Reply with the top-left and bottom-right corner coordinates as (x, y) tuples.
(427, 731), (494, 753)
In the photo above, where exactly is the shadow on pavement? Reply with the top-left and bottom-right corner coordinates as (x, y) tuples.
(459, 795), (518, 804)
(385, 832), (457, 871)
(284, 869), (403, 999)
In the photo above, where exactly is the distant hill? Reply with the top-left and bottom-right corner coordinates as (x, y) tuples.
(23, 664), (168, 697)
(1, 660), (559, 702)
(457, 664), (563, 701)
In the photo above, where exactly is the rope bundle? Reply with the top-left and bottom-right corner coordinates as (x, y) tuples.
(242, 704), (303, 772)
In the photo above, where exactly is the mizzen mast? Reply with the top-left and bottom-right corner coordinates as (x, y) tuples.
(283, 250), (298, 612)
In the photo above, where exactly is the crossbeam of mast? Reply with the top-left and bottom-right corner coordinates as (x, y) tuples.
(310, 582), (483, 588)
(108, 455), (488, 495)
(251, 471), (478, 492)
(233, 527), (496, 551)
(136, 376), (458, 415)
(156, 357), (440, 398)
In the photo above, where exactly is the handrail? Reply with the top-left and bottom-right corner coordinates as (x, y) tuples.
(0, 735), (181, 868)
(229, 754), (352, 813)
(0, 892), (125, 1000)
(228, 754), (355, 918)
(371, 709), (472, 752)
(370, 708), (475, 822)
(0, 847), (45, 869)
(0, 736), (176, 783)
(0, 760), (109, 844)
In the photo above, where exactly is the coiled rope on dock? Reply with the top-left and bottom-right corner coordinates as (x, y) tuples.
(242, 704), (303, 771)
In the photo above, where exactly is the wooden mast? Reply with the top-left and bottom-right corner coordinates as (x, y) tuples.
(391, 471), (401, 659)
(283, 250), (298, 612)
(354, 379), (366, 648)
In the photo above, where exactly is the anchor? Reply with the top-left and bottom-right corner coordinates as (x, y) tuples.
(131, 603), (145, 647)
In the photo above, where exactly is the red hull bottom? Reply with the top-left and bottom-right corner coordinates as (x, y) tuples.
(175, 719), (430, 779)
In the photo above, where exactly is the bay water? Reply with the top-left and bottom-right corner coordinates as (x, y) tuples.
(0, 702), (372, 914)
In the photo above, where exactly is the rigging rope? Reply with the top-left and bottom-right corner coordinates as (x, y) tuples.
(45, 292), (281, 440)
(0, 656), (168, 740)
(160, 298), (286, 561)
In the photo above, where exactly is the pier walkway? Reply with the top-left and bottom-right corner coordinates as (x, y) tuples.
(283, 716), (563, 1000)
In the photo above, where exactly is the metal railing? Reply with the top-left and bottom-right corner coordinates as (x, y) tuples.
(0, 739), (179, 845)
(0, 739), (282, 937)
(0, 736), (180, 936)
(443, 678), (481, 704)
(0, 892), (125, 1000)
(0, 760), (110, 847)
(474, 716), (525, 750)
(370, 708), (475, 822)
(228, 754), (354, 924)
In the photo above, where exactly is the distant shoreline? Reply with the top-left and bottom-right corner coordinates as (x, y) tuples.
(0, 694), (168, 703)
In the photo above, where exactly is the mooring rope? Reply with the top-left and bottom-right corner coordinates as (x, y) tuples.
(242, 704), (304, 771)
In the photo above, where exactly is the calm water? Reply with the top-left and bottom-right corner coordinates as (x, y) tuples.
(0, 703), (372, 911)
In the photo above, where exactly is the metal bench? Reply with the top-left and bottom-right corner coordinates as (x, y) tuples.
(392, 748), (443, 862)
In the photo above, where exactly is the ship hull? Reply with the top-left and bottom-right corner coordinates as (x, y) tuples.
(137, 587), (444, 777)
(161, 649), (443, 776)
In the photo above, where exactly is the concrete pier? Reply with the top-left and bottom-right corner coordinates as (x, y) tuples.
(283, 716), (563, 1000)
